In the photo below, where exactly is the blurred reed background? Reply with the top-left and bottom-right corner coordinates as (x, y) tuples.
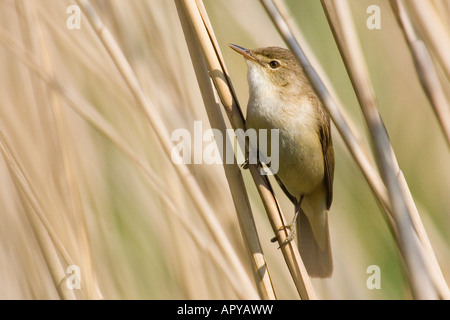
(0, 0), (448, 299)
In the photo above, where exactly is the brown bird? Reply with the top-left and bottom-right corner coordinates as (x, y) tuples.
(230, 44), (335, 278)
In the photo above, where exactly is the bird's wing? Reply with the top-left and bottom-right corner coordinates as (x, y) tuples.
(316, 99), (335, 210)
(272, 96), (334, 210)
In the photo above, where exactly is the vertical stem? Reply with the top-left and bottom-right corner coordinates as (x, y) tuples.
(176, 0), (276, 299)
(175, 0), (316, 300)
(322, 0), (441, 299)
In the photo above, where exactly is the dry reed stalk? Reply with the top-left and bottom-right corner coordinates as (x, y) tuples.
(389, 0), (450, 299)
(0, 19), (253, 299)
(320, 0), (447, 299)
(2, 0), (446, 300)
(0, 1), (103, 299)
(15, 1), (102, 300)
(397, 170), (450, 299)
(406, 0), (450, 81)
(176, 0), (276, 299)
(390, 0), (450, 148)
(0, 130), (76, 300)
(191, 0), (316, 299)
(175, 0), (316, 300)
(390, 0), (450, 299)
(261, 0), (449, 299)
(74, 0), (259, 299)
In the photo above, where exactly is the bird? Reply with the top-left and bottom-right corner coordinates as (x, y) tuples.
(229, 44), (335, 278)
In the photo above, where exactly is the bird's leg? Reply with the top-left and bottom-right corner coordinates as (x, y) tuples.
(241, 158), (263, 171)
(241, 144), (261, 170)
(271, 196), (304, 248)
(241, 159), (249, 170)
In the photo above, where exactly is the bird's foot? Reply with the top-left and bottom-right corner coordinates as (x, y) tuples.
(241, 159), (249, 170)
(271, 223), (296, 249)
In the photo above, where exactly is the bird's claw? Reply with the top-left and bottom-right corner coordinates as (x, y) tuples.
(271, 224), (296, 248)
(241, 159), (249, 170)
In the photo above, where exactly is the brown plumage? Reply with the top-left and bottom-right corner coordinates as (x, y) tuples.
(230, 44), (335, 278)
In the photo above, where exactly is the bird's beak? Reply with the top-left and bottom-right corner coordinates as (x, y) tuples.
(228, 44), (258, 63)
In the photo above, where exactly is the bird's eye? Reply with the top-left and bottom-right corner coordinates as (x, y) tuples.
(269, 60), (280, 69)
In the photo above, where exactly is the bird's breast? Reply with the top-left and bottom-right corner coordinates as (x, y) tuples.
(246, 96), (324, 197)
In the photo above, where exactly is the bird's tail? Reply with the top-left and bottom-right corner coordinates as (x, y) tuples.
(297, 204), (333, 278)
